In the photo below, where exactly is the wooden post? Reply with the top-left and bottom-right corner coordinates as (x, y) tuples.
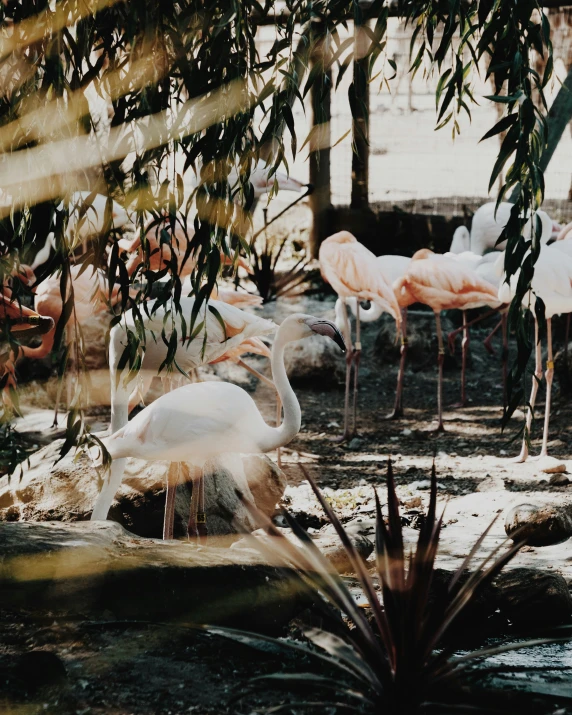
(309, 28), (332, 258)
(350, 20), (370, 210)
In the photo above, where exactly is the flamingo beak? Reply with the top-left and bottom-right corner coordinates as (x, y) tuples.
(305, 318), (346, 353)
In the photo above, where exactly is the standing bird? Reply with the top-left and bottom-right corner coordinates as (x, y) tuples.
(319, 232), (401, 440)
(119, 223), (253, 280)
(0, 288), (54, 397)
(29, 193), (131, 270)
(93, 313), (345, 537)
(443, 251), (504, 406)
(344, 255), (412, 419)
(450, 203), (560, 256)
(394, 249), (500, 431)
(91, 297), (278, 538)
(499, 243), (572, 462)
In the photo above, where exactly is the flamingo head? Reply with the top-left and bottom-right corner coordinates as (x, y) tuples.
(280, 313), (346, 352)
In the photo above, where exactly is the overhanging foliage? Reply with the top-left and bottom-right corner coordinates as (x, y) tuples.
(0, 0), (556, 450)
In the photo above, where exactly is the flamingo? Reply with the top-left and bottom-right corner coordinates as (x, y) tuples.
(119, 223), (253, 280)
(29, 193), (131, 271)
(550, 235), (572, 376)
(394, 249), (500, 431)
(343, 255), (412, 419)
(450, 203), (560, 256)
(93, 313), (345, 538)
(0, 288), (54, 396)
(187, 159), (309, 212)
(443, 251), (504, 406)
(319, 232), (401, 440)
(90, 296), (278, 538)
(499, 243), (572, 462)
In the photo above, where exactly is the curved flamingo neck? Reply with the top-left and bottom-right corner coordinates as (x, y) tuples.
(345, 296), (383, 322)
(259, 327), (301, 453)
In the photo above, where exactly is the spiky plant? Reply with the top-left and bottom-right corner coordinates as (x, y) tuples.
(207, 461), (570, 714)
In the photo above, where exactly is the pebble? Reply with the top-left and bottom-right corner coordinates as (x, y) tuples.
(401, 428), (412, 436)
(348, 437), (363, 450)
(409, 479), (446, 491)
(549, 473), (571, 486)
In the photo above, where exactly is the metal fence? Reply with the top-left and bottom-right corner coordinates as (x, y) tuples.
(257, 11), (572, 217)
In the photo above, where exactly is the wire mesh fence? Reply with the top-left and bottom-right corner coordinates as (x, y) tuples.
(257, 11), (572, 218)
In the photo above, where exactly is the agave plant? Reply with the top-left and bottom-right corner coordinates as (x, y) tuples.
(207, 461), (571, 714)
(249, 223), (312, 303)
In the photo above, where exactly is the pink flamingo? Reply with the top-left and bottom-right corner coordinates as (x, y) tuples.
(319, 232), (401, 439)
(394, 249), (500, 431)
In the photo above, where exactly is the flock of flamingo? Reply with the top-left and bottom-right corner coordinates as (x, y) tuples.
(1, 167), (572, 540)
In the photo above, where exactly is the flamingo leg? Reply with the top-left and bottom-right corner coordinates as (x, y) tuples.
(460, 310), (469, 407)
(339, 299), (354, 441)
(448, 308), (498, 354)
(514, 318), (542, 463)
(387, 308), (407, 420)
(501, 312), (508, 406)
(276, 397), (283, 469)
(52, 374), (65, 428)
(197, 473), (207, 543)
(565, 313), (570, 384)
(163, 461), (180, 540)
(435, 312), (445, 432)
(539, 318), (554, 458)
(188, 473), (199, 539)
(351, 301), (361, 437)
(483, 317), (502, 356)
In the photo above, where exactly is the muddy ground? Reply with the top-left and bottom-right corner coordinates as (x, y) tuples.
(3, 292), (572, 714)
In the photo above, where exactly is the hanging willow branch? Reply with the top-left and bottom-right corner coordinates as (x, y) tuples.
(0, 0), (554, 455)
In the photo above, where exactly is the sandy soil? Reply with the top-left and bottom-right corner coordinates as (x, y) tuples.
(4, 292), (572, 714)
(252, 294), (572, 581)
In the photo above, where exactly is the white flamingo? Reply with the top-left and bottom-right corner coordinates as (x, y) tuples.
(91, 297), (277, 537)
(344, 255), (411, 419)
(450, 203), (560, 256)
(93, 313), (345, 536)
(319, 232), (401, 440)
(499, 243), (572, 462)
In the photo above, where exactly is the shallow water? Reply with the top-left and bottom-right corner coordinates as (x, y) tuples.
(461, 640), (572, 701)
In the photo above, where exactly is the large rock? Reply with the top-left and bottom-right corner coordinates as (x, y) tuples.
(283, 333), (345, 385)
(0, 520), (305, 630)
(505, 502), (572, 546)
(494, 568), (572, 626)
(429, 567), (572, 629)
(0, 440), (287, 539)
(375, 311), (455, 368)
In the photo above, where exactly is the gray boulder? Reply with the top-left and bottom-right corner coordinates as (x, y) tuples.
(284, 333), (346, 385)
(505, 502), (572, 546)
(0, 520), (305, 630)
(0, 440), (286, 539)
(494, 568), (572, 626)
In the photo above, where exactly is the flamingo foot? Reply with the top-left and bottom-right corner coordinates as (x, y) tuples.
(330, 430), (354, 444)
(483, 338), (496, 357)
(510, 449), (529, 464)
(384, 408), (403, 420)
